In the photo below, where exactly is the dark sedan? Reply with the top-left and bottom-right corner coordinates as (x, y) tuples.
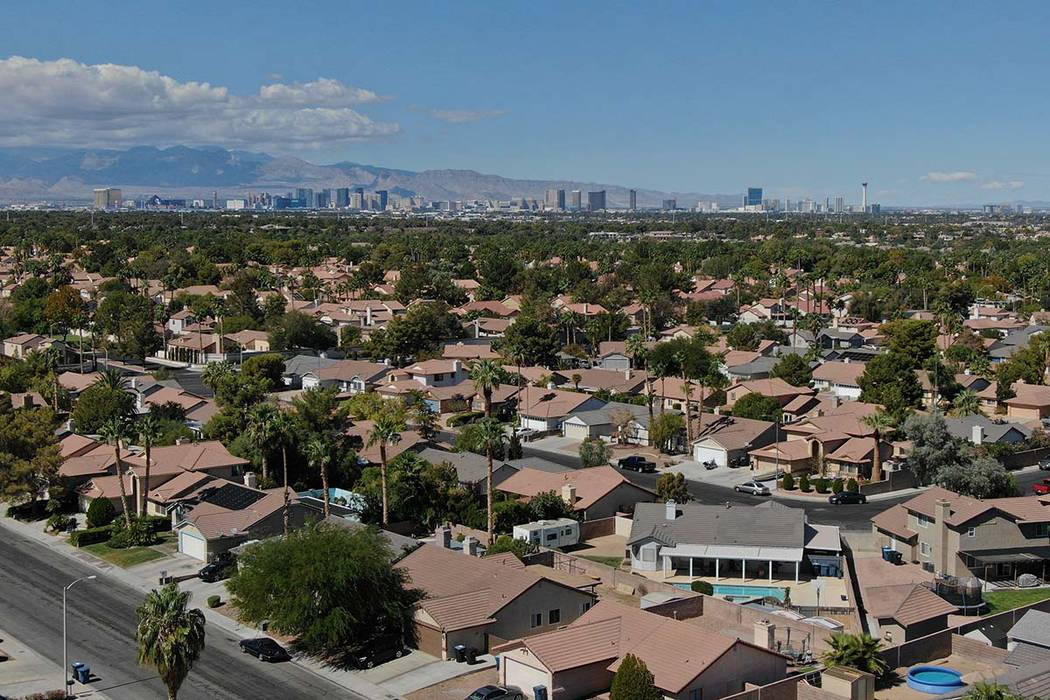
(467, 686), (524, 700)
(828, 491), (867, 505)
(238, 637), (292, 662)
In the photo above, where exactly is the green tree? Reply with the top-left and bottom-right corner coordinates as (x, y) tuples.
(71, 382), (135, 434)
(136, 583), (206, 700)
(95, 290), (162, 363)
(963, 683), (1027, 700)
(821, 633), (889, 677)
(880, 319), (939, 368)
(732, 392), (783, 422)
(951, 390), (981, 417)
(367, 407), (405, 525)
(530, 489), (574, 520)
(475, 418), (509, 544)
(304, 435), (335, 518)
(858, 353), (923, 420)
(690, 580), (714, 595)
(469, 359), (503, 418)
(365, 303), (463, 361)
(268, 311), (337, 352)
(0, 403), (61, 505)
(245, 402), (280, 484)
(98, 416), (133, 527)
(240, 353), (286, 389)
(770, 353), (812, 387)
(726, 323), (760, 351)
(656, 472), (690, 503)
(86, 496), (116, 528)
(861, 411), (895, 483)
(579, 436), (611, 467)
(227, 522), (423, 662)
(610, 653), (662, 700)
(485, 535), (534, 559)
(649, 412), (684, 454)
(136, 413), (164, 517)
(500, 315), (560, 368)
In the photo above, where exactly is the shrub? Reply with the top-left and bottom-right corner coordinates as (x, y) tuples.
(815, 478), (829, 494)
(847, 478), (859, 492)
(832, 479), (844, 494)
(799, 475), (812, 493)
(108, 518), (158, 549)
(46, 513), (76, 533)
(690, 580), (714, 595)
(141, 515), (172, 533)
(69, 525), (113, 547)
(7, 500), (49, 521)
(86, 498), (116, 528)
(207, 595), (222, 608)
(781, 473), (795, 491)
(447, 410), (483, 427)
(18, 691), (69, 700)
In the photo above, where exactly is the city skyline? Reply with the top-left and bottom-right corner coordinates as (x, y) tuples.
(2, 2), (1050, 204)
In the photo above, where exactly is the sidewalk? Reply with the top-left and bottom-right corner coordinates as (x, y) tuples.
(0, 625), (110, 700)
(0, 510), (398, 700)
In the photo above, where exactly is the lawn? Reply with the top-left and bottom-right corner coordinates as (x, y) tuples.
(578, 554), (625, 568)
(983, 588), (1050, 615)
(82, 541), (168, 567)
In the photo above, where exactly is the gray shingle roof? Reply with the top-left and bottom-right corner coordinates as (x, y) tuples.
(628, 501), (805, 548)
(1009, 609), (1050, 648)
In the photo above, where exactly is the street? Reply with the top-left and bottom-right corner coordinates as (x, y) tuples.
(0, 529), (365, 700)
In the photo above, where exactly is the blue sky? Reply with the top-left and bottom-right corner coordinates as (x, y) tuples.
(2, 1), (1049, 204)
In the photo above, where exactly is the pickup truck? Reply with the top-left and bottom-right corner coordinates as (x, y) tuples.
(1033, 479), (1050, 495)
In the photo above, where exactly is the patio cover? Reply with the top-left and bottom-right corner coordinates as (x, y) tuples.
(659, 544), (804, 562)
(966, 547), (1050, 564)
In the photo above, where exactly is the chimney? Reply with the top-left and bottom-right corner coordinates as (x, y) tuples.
(583, 303), (589, 315)
(753, 619), (775, 650)
(435, 525), (451, 549)
(935, 498), (951, 574)
(452, 360), (463, 374)
(971, 425), (984, 445)
(829, 395), (840, 408)
(561, 484), (576, 506)
(365, 306), (373, 326)
(665, 500), (677, 520)
(463, 536), (478, 556)
(243, 471), (257, 489)
(842, 357), (850, 364)
(624, 368), (632, 380)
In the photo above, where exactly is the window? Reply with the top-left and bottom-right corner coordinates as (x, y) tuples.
(581, 601), (592, 613)
(545, 532), (558, 542)
(640, 544), (657, 563)
(689, 690), (702, 700)
(967, 527), (976, 538)
(530, 613), (542, 628)
(548, 609), (561, 625)
(920, 542), (932, 557)
(916, 514), (932, 529)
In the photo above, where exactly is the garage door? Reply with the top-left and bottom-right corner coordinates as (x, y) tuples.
(179, 530), (207, 561)
(414, 622), (444, 658)
(693, 444), (727, 467)
(563, 422), (591, 441)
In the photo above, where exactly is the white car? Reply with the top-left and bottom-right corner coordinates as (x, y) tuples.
(735, 480), (771, 496)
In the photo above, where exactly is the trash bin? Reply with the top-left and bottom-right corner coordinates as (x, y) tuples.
(465, 647), (478, 664)
(453, 644), (467, 663)
(72, 662), (90, 684)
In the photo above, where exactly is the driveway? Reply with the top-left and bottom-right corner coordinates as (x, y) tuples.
(355, 650), (496, 697)
(663, 459), (770, 489)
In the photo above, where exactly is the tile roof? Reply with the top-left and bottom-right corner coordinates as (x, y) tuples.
(864, 583), (957, 626)
(125, 440), (248, 476)
(1008, 609), (1050, 648)
(497, 465), (652, 511)
(812, 361), (865, 387)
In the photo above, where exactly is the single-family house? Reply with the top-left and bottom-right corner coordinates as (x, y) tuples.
(691, 413), (778, 468)
(811, 361), (866, 401)
(497, 465), (656, 520)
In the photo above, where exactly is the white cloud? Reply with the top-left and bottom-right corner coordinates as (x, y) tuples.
(0, 56), (399, 149)
(411, 106), (507, 124)
(981, 180), (1025, 190)
(922, 171), (978, 182)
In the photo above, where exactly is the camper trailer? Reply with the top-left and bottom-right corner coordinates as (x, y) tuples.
(512, 518), (580, 548)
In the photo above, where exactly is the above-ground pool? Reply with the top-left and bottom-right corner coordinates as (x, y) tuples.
(907, 666), (964, 694)
(674, 583), (786, 601)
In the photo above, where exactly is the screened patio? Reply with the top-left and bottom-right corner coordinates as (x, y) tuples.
(659, 544), (805, 583)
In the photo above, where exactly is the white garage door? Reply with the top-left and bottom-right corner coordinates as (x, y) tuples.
(179, 531), (207, 561)
(563, 422), (592, 441)
(693, 443), (727, 467)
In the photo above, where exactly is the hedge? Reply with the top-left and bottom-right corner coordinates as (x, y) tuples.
(7, 500), (48, 522)
(142, 515), (172, 533)
(70, 525), (113, 547)
(447, 410), (483, 427)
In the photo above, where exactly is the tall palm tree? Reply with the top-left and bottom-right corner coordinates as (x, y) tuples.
(861, 411), (895, 483)
(469, 359), (502, 418)
(821, 632), (888, 677)
(94, 367), (129, 392)
(269, 409), (298, 535)
(136, 414), (163, 517)
(99, 417), (133, 527)
(475, 418), (509, 545)
(246, 402), (279, 483)
(951, 390), (982, 417)
(303, 435), (334, 518)
(625, 333), (648, 369)
(136, 583), (206, 700)
(367, 410), (404, 525)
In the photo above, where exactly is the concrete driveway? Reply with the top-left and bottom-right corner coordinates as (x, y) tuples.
(355, 650), (496, 697)
(664, 459), (777, 490)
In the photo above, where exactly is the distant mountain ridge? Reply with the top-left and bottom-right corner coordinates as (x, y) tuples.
(0, 145), (739, 208)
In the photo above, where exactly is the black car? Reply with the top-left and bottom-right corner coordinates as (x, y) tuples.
(198, 557), (236, 583)
(350, 634), (408, 669)
(238, 638), (291, 662)
(466, 686), (525, 700)
(618, 455), (657, 473)
(1039, 459), (1050, 471)
(828, 491), (867, 505)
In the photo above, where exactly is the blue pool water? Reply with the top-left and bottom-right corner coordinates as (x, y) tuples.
(907, 666), (964, 694)
(674, 583), (786, 601)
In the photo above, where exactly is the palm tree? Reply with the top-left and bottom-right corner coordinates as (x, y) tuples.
(246, 402), (279, 483)
(963, 683), (1026, 700)
(626, 333), (648, 369)
(303, 435), (334, 518)
(951, 390), (982, 417)
(98, 416), (133, 527)
(821, 632), (888, 677)
(94, 367), (129, 392)
(469, 359), (502, 418)
(475, 418), (509, 545)
(367, 410), (404, 525)
(136, 414), (163, 517)
(862, 411), (895, 484)
(269, 409), (298, 535)
(136, 583), (206, 700)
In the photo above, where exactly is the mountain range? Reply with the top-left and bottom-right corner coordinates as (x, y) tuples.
(0, 145), (739, 208)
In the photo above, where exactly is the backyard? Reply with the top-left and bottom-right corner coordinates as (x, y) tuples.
(983, 587), (1050, 615)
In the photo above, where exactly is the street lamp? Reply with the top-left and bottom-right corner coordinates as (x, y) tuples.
(63, 575), (97, 691)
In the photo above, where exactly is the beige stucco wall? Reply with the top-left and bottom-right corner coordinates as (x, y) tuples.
(491, 580), (594, 642)
(586, 483), (654, 520)
(673, 644), (787, 700)
(500, 648), (553, 699)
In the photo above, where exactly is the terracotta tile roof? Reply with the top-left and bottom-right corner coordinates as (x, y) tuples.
(1006, 383), (1050, 409)
(812, 361), (865, 387)
(871, 504), (917, 540)
(181, 488), (288, 540)
(864, 583), (957, 626)
(518, 388), (595, 419)
(147, 471), (215, 504)
(497, 465), (653, 511)
(125, 440), (248, 476)
(728, 377), (815, 400)
(59, 433), (101, 459)
(77, 473), (134, 501)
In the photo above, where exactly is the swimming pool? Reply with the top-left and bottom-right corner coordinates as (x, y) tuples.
(907, 666), (964, 694)
(674, 583), (786, 601)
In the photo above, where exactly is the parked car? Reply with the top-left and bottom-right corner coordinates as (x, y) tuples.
(198, 556), (236, 583)
(702, 459), (718, 470)
(735, 480), (771, 496)
(729, 454), (751, 468)
(617, 455), (656, 473)
(1033, 478), (1050, 495)
(467, 686), (525, 700)
(350, 634), (408, 669)
(1039, 460), (1050, 472)
(238, 638), (291, 662)
(828, 491), (868, 505)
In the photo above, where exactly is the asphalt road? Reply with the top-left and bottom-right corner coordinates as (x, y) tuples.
(0, 530), (365, 700)
(523, 444), (1049, 531)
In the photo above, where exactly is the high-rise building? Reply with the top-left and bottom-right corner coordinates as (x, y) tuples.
(544, 188), (565, 210)
(587, 190), (606, 211)
(93, 188), (122, 209)
(834, 196), (844, 213)
(335, 188), (350, 207)
(376, 190), (389, 210)
(570, 190), (582, 210)
(746, 187), (763, 207)
(662, 199), (676, 211)
(313, 191), (328, 208)
(628, 189), (637, 210)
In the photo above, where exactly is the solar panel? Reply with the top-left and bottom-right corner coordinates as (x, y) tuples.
(200, 483), (266, 510)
